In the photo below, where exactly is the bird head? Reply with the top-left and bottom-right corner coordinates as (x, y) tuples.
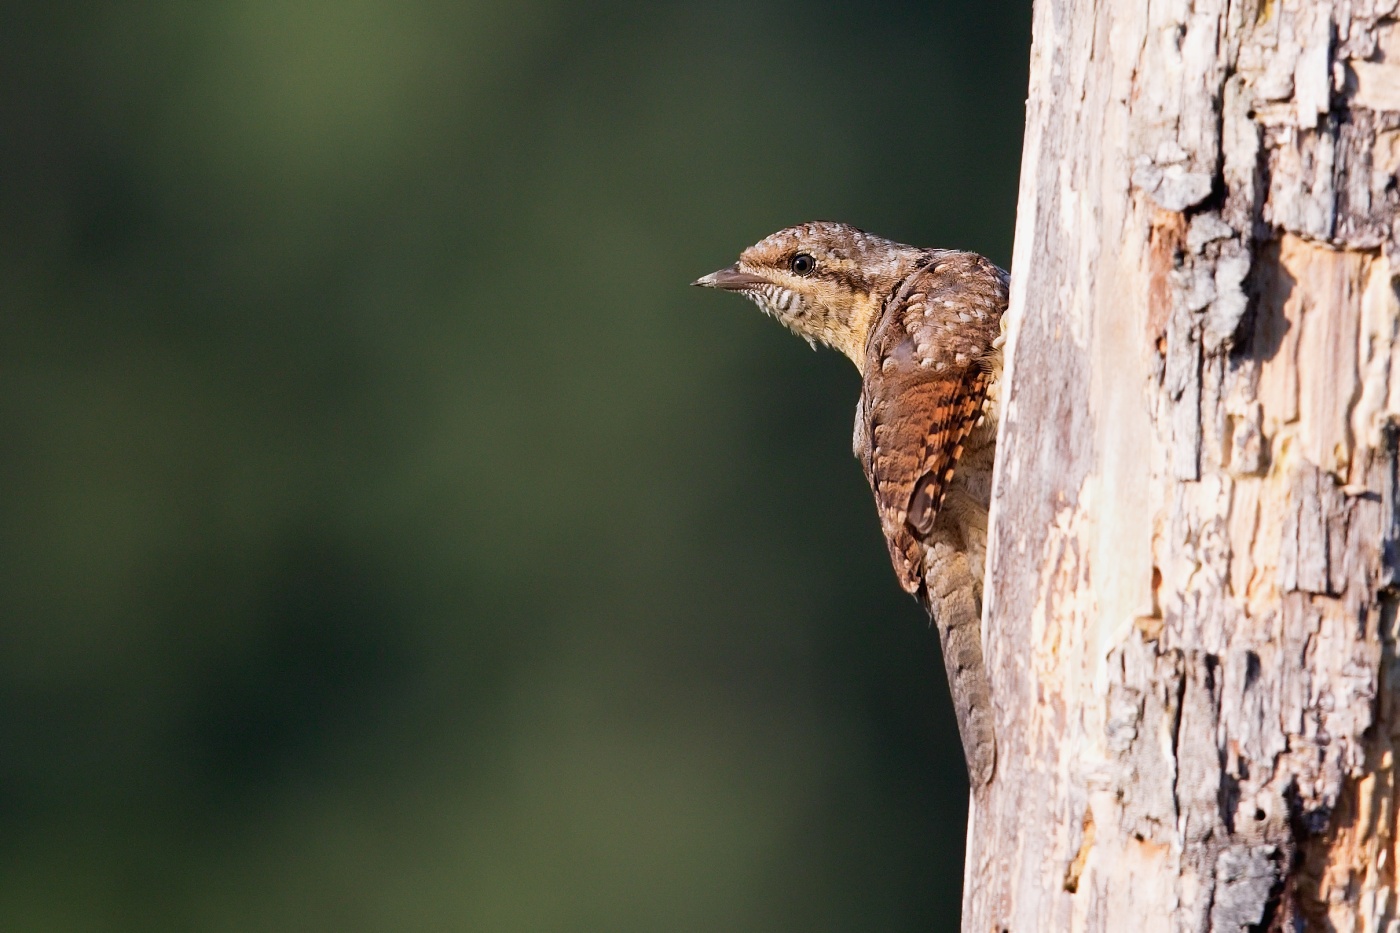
(693, 221), (932, 369)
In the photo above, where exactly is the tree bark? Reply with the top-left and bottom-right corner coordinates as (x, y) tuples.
(966, 2), (1400, 930)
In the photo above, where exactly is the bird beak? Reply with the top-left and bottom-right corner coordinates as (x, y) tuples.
(692, 264), (771, 290)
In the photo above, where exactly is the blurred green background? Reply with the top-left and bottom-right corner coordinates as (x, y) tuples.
(0, 2), (1028, 930)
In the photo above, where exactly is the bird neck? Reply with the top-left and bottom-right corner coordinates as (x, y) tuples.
(825, 248), (939, 374)
(826, 291), (883, 373)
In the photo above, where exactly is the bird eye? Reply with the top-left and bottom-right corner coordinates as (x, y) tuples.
(790, 253), (815, 276)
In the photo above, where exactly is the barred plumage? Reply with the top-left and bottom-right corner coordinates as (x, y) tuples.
(695, 222), (1009, 785)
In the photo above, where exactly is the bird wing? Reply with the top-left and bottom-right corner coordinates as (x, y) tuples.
(862, 367), (991, 594)
(857, 254), (1005, 595)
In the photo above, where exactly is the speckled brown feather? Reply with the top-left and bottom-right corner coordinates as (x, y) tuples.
(849, 252), (1006, 785)
(866, 371), (990, 590)
(695, 226), (1007, 786)
(858, 254), (1006, 599)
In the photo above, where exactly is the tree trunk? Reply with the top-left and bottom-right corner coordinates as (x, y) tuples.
(966, 2), (1400, 930)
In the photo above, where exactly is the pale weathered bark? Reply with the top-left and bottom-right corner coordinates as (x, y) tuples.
(966, 2), (1400, 930)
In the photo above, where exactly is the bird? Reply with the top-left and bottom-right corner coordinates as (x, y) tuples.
(693, 221), (1008, 785)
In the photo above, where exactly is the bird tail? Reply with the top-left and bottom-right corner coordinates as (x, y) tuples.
(920, 537), (997, 787)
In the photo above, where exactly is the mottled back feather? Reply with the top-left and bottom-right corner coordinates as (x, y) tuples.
(857, 253), (1007, 597)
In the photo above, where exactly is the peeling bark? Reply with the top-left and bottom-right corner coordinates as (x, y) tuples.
(967, 1), (1400, 930)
